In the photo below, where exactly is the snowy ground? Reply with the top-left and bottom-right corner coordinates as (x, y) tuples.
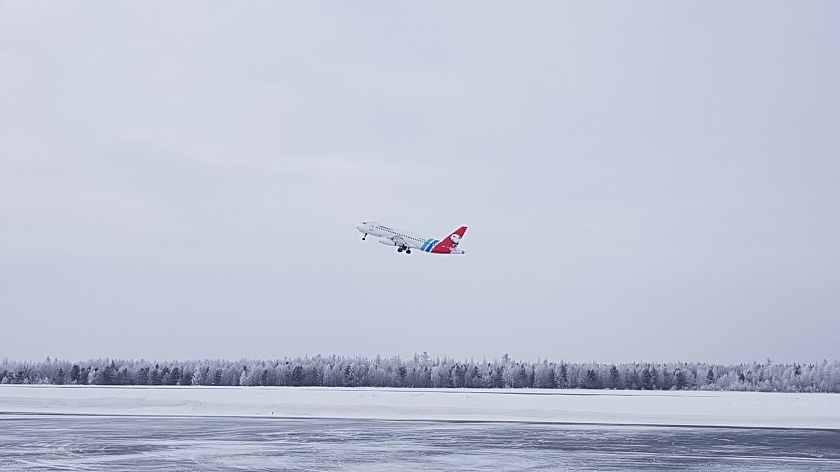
(2, 386), (840, 471)
(1, 385), (839, 429)
(3, 416), (840, 471)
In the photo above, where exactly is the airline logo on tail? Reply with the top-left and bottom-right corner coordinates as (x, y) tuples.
(356, 222), (467, 255)
(427, 226), (467, 254)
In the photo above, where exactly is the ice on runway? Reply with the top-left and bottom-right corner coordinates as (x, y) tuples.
(2, 416), (839, 471)
(2, 386), (839, 471)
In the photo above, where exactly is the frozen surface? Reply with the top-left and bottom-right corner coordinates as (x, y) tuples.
(1, 416), (839, 471)
(2, 385), (840, 429)
(2, 386), (839, 471)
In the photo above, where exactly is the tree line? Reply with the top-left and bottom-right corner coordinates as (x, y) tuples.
(2, 355), (839, 393)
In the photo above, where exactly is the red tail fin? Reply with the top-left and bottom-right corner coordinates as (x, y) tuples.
(431, 226), (467, 254)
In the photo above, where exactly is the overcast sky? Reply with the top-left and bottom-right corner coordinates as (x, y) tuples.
(2, 2), (838, 364)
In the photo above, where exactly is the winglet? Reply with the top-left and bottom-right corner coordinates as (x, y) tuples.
(431, 226), (467, 254)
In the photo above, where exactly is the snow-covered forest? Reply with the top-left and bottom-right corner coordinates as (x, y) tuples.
(2, 355), (839, 393)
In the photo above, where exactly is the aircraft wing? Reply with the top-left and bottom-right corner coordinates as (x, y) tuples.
(390, 235), (408, 247)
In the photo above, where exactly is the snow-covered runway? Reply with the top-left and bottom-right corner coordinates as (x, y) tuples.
(2, 416), (839, 471)
(1, 386), (839, 471)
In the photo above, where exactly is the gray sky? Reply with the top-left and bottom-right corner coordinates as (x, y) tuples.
(2, 2), (839, 364)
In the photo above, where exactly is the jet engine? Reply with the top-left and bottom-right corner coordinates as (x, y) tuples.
(378, 237), (397, 246)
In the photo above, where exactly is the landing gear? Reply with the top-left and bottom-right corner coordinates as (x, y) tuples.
(405, 249), (411, 254)
(397, 246), (411, 254)
(362, 234), (367, 241)
(397, 247), (404, 253)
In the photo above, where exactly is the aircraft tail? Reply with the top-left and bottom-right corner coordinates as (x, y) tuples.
(431, 226), (467, 254)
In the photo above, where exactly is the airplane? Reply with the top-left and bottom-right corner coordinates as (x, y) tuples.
(356, 221), (467, 254)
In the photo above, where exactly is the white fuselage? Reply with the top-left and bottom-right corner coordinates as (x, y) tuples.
(356, 221), (465, 254)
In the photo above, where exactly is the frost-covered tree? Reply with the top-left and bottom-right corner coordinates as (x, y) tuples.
(2, 357), (839, 393)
